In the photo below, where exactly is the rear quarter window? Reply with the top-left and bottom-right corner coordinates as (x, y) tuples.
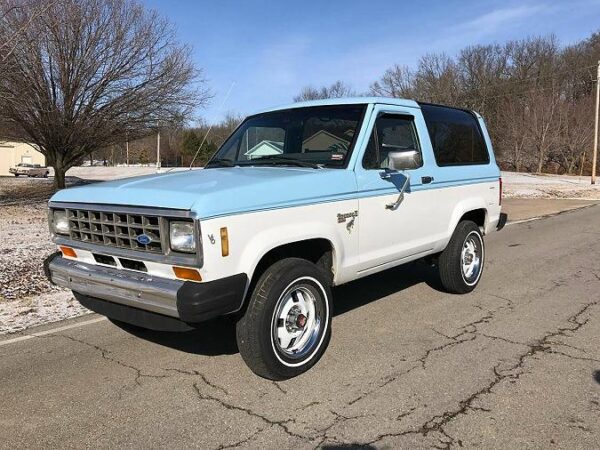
(420, 104), (489, 166)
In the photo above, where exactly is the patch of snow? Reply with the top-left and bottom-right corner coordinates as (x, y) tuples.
(0, 291), (91, 334)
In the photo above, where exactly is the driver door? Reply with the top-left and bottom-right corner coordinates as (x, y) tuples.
(356, 107), (438, 274)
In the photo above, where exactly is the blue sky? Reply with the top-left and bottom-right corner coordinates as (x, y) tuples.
(142, 0), (600, 123)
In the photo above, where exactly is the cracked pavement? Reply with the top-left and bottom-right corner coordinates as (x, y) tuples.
(1, 205), (600, 449)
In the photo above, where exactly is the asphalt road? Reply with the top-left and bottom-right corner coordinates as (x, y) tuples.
(1, 205), (600, 449)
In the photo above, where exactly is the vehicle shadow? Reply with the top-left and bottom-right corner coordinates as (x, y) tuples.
(112, 316), (239, 356)
(115, 261), (444, 357)
(332, 260), (444, 317)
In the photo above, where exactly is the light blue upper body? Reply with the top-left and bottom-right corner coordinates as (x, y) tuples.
(50, 97), (500, 219)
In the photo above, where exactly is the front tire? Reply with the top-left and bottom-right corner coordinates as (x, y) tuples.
(438, 220), (485, 294)
(236, 258), (332, 380)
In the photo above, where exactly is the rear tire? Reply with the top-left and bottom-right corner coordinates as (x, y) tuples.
(438, 220), (485, 294)
(236, 258), (332, 380)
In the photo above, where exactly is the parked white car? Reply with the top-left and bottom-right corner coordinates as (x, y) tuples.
(9, 163), (49, 177)
(45, 97), (506, 379)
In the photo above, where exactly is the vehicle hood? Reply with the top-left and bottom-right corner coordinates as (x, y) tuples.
(49, 167), (357, 219)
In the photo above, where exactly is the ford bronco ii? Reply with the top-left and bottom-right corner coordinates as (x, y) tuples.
(45, 98), (506, 380)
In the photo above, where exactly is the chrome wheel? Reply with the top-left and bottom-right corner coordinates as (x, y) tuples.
(271, 281), (324, 360)
(461, 231), (483, 285)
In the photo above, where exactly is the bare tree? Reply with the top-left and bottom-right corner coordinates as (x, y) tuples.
(413, 53), (462, 105)
(525, 88), (561, 173)
(369, 64), (415, 98)
(496, 97), (530, 171)
(0, 0), (54, 104)
(293, 80), (354, 102)
(457, 44), (508, 115)
(554, 96), (594, 174)
(0, 0), (210, 187)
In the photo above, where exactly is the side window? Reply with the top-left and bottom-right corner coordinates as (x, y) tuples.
(362, 114), (421, 170)
(420, 104), (489, 166)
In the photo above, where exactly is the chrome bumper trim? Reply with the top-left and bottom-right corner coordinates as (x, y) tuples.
(49, 257), (183, 318)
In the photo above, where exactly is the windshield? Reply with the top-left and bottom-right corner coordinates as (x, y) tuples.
(207, 105), (366, 168)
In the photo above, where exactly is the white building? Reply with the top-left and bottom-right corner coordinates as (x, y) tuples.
(0, 141), (46, 176)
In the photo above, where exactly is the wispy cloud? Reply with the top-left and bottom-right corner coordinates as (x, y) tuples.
(450, 4), (547, 38)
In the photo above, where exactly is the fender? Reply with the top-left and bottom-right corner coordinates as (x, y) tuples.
(446, 197), (488, 240)
(238, 219), (344, 285)
(198, 198), (359, 286)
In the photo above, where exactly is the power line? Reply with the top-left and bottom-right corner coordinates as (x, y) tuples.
(471, 78), (595, 102)
(460, 63), (597, 95)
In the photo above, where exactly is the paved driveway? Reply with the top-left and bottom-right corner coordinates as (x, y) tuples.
(1, 205), (599, 449)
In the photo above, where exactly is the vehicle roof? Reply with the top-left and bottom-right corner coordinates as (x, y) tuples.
(257, 96), (421, 114)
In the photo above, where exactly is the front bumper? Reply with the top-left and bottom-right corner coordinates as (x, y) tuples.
(46, 254), (247, 329)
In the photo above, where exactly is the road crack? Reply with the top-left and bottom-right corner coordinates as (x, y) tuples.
(191, 382), (309, 442)
(216, 427), (266, 450)
(164, 367), (230, 396)
(364, 297), (600, 447)
(39, 333), (168, 390)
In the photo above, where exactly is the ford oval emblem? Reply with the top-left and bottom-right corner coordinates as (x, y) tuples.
(136, 234), (151, 245)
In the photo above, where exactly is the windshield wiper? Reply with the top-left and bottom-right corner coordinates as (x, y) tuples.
(246, 155), (320, 169)
(205, 158), (235, 168)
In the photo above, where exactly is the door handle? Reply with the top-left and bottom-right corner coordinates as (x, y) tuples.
(421, 176), (434, 184)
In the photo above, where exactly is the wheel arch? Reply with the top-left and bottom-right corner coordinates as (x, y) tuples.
(243, 237), (337, 308)
(447, 198), (489, 239)
(459, 208), (487, 230)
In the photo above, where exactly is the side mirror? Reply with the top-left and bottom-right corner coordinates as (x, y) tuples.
(387, 149), (422, 171)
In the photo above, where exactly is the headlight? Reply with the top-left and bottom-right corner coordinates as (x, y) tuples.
(170, 221), (196, 253)
(53, 210), (69, 235)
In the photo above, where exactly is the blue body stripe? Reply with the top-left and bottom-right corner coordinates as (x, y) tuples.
(200, 177), (498, 220)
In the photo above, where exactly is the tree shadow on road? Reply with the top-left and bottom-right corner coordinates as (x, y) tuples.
(116, 261), (444, 357)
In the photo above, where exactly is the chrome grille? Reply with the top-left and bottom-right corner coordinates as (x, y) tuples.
(66, 208), (164, 253)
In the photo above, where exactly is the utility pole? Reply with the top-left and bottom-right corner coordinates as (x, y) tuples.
(592, 60), (600, 184)
(126, 139), (129, 167)
(156, 121), (161, 173)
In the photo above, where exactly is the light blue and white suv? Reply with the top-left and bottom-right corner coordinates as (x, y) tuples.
(46, 97), (506, 379)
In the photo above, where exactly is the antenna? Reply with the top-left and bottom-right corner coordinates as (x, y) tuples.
(188, 82), (236, 170)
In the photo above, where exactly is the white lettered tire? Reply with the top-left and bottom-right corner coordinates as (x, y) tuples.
(438, 220), (485, 294)
(236, 258), (332, 380)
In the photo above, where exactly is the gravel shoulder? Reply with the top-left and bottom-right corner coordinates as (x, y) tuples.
(0, 203), (89, 333)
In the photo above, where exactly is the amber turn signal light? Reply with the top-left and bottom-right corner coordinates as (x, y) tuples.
(172, 266), (202, 282)
(220, 227), (229, 257)
(59, 246), (77, 258)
